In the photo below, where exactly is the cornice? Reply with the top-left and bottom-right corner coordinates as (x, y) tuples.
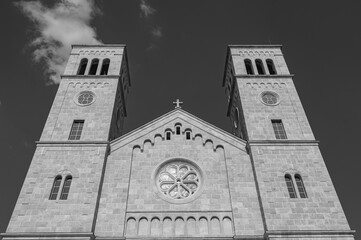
(234, 74), (294, 78)
(265, 230), (355, 237)
(36, 141), (109, 146)
(72, 44), (126, 48)
(228, 44), (282, 48)
(248, 140), (319, 146)
(0, 232), (94, 238)
(61, 75), (121, 79)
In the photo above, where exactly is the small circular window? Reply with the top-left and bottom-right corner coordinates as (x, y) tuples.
(260, 91), (279, 105)
(154, 159), (203, 204)
(76, 91), (95, 106)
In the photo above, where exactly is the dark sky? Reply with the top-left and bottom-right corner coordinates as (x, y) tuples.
(0, 0), (360, 238)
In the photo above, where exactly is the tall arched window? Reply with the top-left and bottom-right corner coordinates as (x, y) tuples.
(100, 58), (110, 75)
(266, 59), (277, 75)
(165, 130), (171, 140)
(244, 59), (254, 75)
(77, 58), (88, 75)
(285, 174), (297, 198)
(255, 59), (265, 75)
(295, 174), (307, 198)
(49, 175), (62, 200)
(60, 175), (72, 200)
(88, 58), (99, 75)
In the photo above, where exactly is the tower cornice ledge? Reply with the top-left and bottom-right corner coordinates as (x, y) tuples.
(61, 75), (121, 79)
(234, 74), (294, 78)
(248, 140), (319, 146)
(36, 141), (109, 146)
(72, 44), (126, 48)
(233, 235), (264, 240)
(265, 230), (355, 237)
(229, 44), (282, 48)
(0, 232), (94, 239)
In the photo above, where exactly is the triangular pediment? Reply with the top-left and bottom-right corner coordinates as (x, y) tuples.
(111, 108), (247, 152)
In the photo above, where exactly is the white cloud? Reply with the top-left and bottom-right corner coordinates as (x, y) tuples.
(15, 0), (102, 84)
(151, 26), (162, 38)
(140, 0), (156, 17)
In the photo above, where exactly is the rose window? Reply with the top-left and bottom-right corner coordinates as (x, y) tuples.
(260, 91), (279, 105)
(157, 162), (200, 200)
(77, 91), (95, 105)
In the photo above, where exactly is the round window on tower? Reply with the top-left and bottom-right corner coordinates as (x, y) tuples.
(75, 91), (96, 106)
(153, 159), (204, 204)
(260, 91), (280, 106)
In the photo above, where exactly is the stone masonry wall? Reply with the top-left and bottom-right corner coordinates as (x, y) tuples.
(6, 144), (108, 233)
(94, 112), (264, 238)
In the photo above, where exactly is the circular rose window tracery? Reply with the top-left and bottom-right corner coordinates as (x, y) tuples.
(260, 91), (280, 105)
(157, 162), (200, 200)
(75, 91), (96, 106)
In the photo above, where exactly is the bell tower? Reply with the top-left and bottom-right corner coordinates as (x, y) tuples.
(223, 45), (354, 239)
(2, 44), (130, 240)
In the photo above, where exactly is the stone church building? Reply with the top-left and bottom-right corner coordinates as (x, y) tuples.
(0, 44), (355, 240)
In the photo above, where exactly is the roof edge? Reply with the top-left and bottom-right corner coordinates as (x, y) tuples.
(71, 44), (127, 48)
(228, 44), (282, 48)
(111, 108), (247, 147)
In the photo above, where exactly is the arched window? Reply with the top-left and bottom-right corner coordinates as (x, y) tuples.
(176, 126), (181, 135)
(77, 58), (88, 75)
(49, 175), (62, 200)
(295, 174), (307, 198)
(285, 174), (297, 198)
(88, 58), (99, 75)
(100, 58), (110, 75)
(166, 131), (171, 140)
(266, 59), (277, 75)
(244, 59), (254, 75)
(60, 175), (72, 200)
(186, 131), (191, 140)
(255, 59), (265, 75)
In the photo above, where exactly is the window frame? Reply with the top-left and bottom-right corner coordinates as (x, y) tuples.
(266, 59), (277, 75)
(77, 58), (88, 75)
(271, 119), (287, 139)
(255, 59), (265, 75)
(49, 175), (62, 200)
(100, 58), (110, 75)
(69, 120), (85, 140)
(244, 59), (254, 75)
(295, 174), (308, 198)
(60, 175), (72, 200)
(88, 58), (99, 75)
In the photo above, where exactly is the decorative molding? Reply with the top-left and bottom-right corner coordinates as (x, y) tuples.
(265, 230), (356, 237)
(235, 74), (294, 78)
(62, 75), (120, 79)
(234, 235), (264, 240)
(248, 140), (319, 146)
(36, 141), (109, 146)
(0, 232), (94, 238)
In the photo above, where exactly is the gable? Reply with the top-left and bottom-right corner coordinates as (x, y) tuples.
(110, 109), (247, 153)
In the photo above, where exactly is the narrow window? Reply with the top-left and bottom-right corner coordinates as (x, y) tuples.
(176, 126), (181, 135)
(271, 120), (287, 139)
(244, 59), (254, 75)
(88, 58), (99, 75)
(186, 131), (191, 140)
(255, 59), (265, 75)
(100, 58), (110, 75)
(69, 120), (84, 140)
(166, 131), (171, 140)
(77, 58), (88, 75)
(49, 175), (62, 200)
(60, 176), (72, 200)
(295, 174), (307, 198)
(266, 59), (277, 75)
(285, 174), (297, 198)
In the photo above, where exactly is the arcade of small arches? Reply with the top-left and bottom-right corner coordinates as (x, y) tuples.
(244, 58), (277, 75)
(126, 215), (234, 236)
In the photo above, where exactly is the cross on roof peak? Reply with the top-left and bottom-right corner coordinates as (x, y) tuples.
(173, 99), (183, 109)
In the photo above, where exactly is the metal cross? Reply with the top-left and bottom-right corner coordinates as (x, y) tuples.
(173, 99), (183, 109)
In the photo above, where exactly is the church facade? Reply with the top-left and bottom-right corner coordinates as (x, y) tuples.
(0, 44), (355, 240)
